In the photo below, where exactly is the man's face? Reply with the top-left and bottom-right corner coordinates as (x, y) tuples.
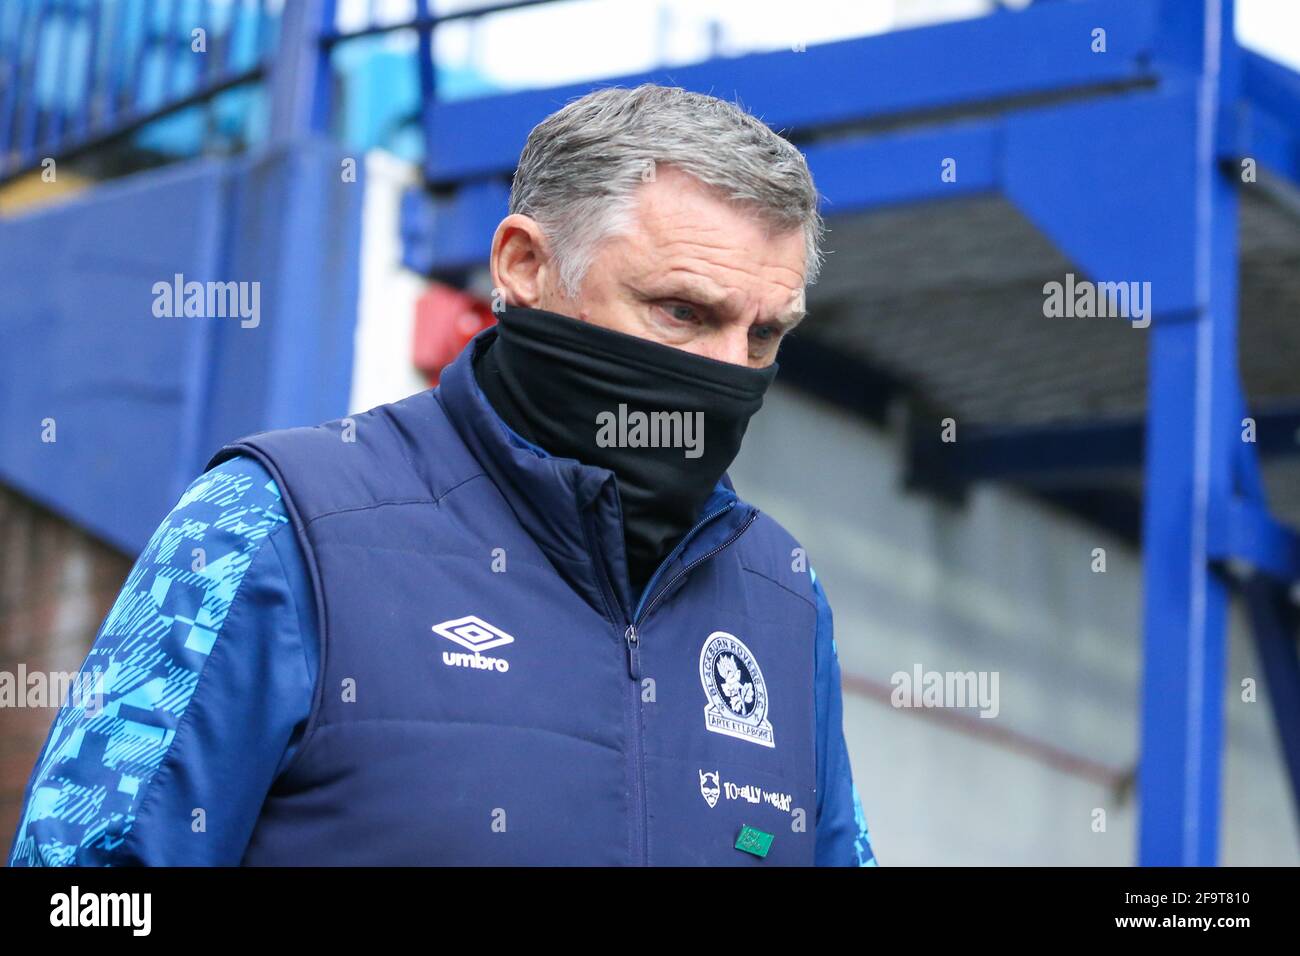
(492, 165), (808, 369)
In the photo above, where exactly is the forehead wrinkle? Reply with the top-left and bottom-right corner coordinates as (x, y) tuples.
(654, 236), (807, 298)
(654, 240), (796, 293)
(631, 199), (806, 284)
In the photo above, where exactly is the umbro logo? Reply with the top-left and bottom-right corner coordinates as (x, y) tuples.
(433, 615), (515, 652)
(433, 615), (515, 673)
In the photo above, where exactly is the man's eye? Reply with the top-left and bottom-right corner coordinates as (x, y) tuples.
(660, 302), (699, 324)
(751, 324), (779, 343)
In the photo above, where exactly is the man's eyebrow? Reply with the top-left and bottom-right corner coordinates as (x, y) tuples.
(770, 306), (807, 330)
(647, 276), (731, 309)
(647, 277), (807, 328)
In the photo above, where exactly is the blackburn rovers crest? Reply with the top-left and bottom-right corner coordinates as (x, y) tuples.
(699, 631), (774, 748)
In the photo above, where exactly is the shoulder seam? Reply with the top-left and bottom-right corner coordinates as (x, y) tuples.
(266, 520), (317, 776)
(303, 473), (487, 527)
(740, 564), (817, 610)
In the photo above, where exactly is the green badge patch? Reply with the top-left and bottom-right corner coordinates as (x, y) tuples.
(734, 824), (774, 858)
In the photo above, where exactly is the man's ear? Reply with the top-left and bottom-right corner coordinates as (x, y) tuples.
(490, 214), (551, 308)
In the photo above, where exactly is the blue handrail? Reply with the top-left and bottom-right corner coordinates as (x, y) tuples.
(0, 0), (556, 185)
(0, 0), (277, 182)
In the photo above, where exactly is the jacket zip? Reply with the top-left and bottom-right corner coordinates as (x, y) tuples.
(595, 503), (759, 865)
(620, 499), (742, 686)
(632, 507), (759, 631)
(579, 508), (645, 865)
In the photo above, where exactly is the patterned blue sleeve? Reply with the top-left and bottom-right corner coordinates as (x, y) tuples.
(6, 456), (318, 866)
(812, 568), (878, 866)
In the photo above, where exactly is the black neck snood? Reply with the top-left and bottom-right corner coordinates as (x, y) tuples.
(473, 305), (778, 594)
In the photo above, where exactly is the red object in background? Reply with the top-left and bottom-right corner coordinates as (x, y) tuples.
(412, 283), (496, 386)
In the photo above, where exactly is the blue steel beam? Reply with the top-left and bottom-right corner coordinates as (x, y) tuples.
(1210, 499), (1300, 585)
(1238, 50), (1300, 190)
(913, 404), (1300, 485)
(1246, 106), (1300, 188)
(1242, 48), (1300, 137)
(404, 120), (1007, 272)
(401, 178), (511, 275)
(412, 82), (1205, 293)
(421, 0), (1161, 183)
(408, 0), (1299, 287)
(803, 123), (1000, 210)
(943, 419), (1146, 483)
(414, 76), (1220, 275)
(1002, 86), (1202, 315)
(1136, 0), (1239, 866)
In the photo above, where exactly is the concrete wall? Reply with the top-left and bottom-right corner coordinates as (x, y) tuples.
(732, 384), (1300, 865)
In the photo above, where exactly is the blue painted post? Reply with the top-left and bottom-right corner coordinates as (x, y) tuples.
(415, 0), (435, 115)
(1137, 0), (1240, 865)
(266, 0), (330, 142)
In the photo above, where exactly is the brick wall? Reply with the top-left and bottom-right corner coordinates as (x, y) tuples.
(0, 483), (132, 853)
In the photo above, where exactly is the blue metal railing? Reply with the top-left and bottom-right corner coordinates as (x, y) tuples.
(0, 0), (564, 184)
(0, 0), (284, 181)
(3, 0), (1045, 187)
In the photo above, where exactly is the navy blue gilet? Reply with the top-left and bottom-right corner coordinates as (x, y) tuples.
(209, 328), (821, 865)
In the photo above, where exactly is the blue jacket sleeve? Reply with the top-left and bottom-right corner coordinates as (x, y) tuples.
(812, 568), (878, 866)
(6, 456), (318, 866)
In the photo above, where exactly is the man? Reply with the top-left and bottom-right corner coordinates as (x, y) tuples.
(9, 84), (877, 866)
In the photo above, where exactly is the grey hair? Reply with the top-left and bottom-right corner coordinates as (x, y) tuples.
(509, 83), (825, 298)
